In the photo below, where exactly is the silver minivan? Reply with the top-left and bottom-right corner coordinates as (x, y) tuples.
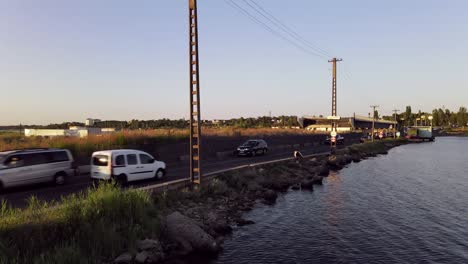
(0, 148), (75, 191)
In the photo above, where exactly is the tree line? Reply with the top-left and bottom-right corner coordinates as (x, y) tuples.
(398, 106), (467, 127)
(0, 116), (299, 130)
(93, 116), (299, 129)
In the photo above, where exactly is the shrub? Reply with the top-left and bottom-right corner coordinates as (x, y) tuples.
(203, 179), (230, 196)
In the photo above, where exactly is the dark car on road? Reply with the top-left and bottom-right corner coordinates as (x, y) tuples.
(235, 139), (268, 157)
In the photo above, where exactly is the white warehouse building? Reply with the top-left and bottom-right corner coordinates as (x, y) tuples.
(24, 127), (116, 138)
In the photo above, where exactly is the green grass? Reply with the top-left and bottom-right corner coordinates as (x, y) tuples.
(347, 138), (406, 154)
(444, 127), (468, 136)
(0, 174), (250, 263)
(0, 183), (160, 263)
(0, 168), (291, 263)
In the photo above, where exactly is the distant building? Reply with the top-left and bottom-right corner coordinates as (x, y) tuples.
(85, 118), (101, 127)
(213, 119), (226, 125)
(24, 129), (68, 137)
(298, 114), (397, 132)
(24, 126), (114, 138)
(102, 128), (117, 134)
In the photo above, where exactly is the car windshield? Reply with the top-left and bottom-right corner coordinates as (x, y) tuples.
(242, 141), (257, 147)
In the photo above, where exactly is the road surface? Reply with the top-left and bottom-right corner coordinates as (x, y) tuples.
(0, 141), (355, 208)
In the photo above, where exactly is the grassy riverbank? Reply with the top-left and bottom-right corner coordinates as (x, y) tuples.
(437, 127), (468, 136)
(0, 184), (160, 263)
(0, 139), (407, 263)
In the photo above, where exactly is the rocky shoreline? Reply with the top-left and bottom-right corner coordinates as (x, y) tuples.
(113, 139), (408, 264)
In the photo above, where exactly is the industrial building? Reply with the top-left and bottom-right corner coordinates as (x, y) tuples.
(298, 115), (397, 132)
(85, 118), (101, 127)
(23, 117), (117, 138)
(24, 127), (116, 138)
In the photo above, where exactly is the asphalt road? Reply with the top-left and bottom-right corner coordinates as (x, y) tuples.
(0, 141), (354, 208)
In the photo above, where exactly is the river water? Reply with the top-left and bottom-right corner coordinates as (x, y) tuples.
(214, 137), (468, 264)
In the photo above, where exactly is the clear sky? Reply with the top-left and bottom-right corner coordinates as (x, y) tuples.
(1, 0), (467, 125)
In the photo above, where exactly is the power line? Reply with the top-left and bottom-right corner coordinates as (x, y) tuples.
(337, 65), (352, 81)
(224, 0), (322, 57)
(225, 0), (349, 78)
(241, 0), (328, 58)
(225, 0), (350, 99)
(224, 0), (326, 58)
(341, 70), (352, 80)
(245, 0), (332, 58)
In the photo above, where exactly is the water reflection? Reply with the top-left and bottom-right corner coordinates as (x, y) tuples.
(323, 170), (344, 230)
(216, 138), (468, 264)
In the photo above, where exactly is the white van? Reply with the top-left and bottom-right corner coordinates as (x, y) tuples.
(0, 148), (75, 191)
(90, 149), (166, 184)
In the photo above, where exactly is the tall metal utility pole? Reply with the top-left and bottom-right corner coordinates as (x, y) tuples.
(328, 58), (342, 132)
(370, 105), (379, 142)
(189, 0), (202, 185)
(392, 109), (399, 139)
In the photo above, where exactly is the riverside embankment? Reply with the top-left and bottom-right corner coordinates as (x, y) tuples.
(0, 139), (407, 263)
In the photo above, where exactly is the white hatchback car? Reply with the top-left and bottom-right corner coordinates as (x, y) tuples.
(90, 149), (166, 184)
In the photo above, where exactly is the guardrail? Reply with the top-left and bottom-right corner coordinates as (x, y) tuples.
(138, 151), (330, 193)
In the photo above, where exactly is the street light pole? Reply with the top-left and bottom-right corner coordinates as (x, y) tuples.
(370, 105), (379, 142)
(392, 109), (399, 139)
(326, 58), (342, 150)
(328, 58), (343, 119)
(189, 0), (202, 185)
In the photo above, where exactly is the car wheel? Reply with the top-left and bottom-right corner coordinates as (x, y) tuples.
(155, 169), (165, 180)
(116, 174), (128, 186)
(92, 179), (100, 187)
(54, 172), (67, 186)
(251, 150), (256, 157)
